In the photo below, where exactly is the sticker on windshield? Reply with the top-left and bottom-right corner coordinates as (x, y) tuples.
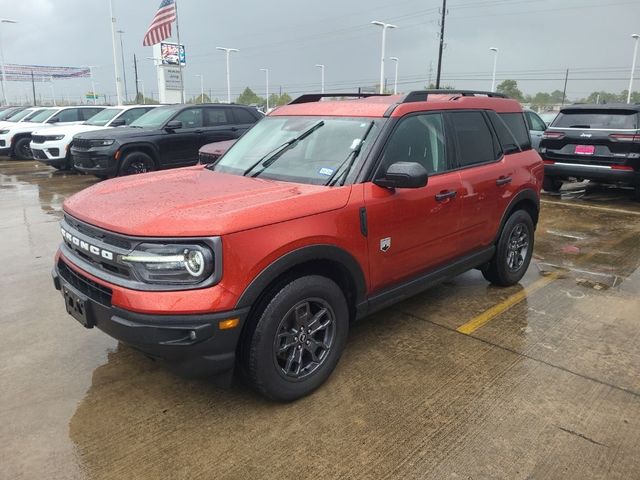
(318, 167), (334, 176)
(350, 138), (362, 150)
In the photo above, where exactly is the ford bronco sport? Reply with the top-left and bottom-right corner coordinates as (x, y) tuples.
(53, 90), (543, 401)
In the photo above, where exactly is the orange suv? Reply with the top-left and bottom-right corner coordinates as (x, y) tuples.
(53, 90), (543, 401)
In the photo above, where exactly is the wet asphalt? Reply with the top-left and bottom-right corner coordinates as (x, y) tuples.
(1, 159), (639, 480)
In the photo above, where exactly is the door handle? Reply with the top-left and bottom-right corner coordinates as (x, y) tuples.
(496, 176), (512, 186)
(194, 129), (204, 134)
(435, 190), (457, 202)
(230, 127), (239, 132)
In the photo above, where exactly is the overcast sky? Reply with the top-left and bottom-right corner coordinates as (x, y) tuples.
(1, 0), (639, 104)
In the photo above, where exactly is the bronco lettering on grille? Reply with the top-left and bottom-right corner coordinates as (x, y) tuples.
(61, 227), (114, 261)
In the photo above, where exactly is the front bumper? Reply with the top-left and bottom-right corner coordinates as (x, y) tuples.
(71, 147), (119, 176)
(52, 259), (249, 377)
(30, 139), (69, 166)
(543, 161), (639, 186)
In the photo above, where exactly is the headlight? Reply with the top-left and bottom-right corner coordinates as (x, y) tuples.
(120, 243), (214, 285)
(0, 129), (8, 134)
(89, 139), (115, 147)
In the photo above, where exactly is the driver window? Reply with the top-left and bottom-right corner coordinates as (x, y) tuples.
(527, 112), (547, 132)
(380, 113), (447, 175)
(172, 108), (203, 128)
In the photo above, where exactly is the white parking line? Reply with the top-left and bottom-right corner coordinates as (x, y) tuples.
(541, 199), (640, 216)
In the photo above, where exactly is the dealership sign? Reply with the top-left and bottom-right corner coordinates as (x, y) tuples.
(160, 42), (186, 66)
(2, 64), (90, 82)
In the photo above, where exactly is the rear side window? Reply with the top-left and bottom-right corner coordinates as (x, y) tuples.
(119, 108), (152, 125)
(234, 108), (258, 124)
(553, 110), (639, 129)
(204, 108), (229, 126)
(448, 111), (498, 166)
(492, 112), (531, 151)
(80, 108), (103, 120)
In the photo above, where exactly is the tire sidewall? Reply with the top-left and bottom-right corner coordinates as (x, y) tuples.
(247, 275), (349, 402)
(495, 210), (534, 285)
(14, 137), (32, 160)
(119, 151), (155, 176)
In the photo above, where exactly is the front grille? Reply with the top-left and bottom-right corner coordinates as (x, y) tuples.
(64, 215), (132, 250)
(58, 259), (113, 306)
(72, 138), (92, 150)
(32, 149), (48, 160)
(31, 135), (46, 144)
(49, 148), (60, 157)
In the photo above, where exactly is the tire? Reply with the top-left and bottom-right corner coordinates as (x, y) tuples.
(482, 210), (534, 287)
(243, 275), (349, 402)
(13, 137), (33, 160)
(118, 151), (156, 176)
(543, 176), (563, 192)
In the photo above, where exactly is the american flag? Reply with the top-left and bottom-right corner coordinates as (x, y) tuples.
(143, 0), (177, 46)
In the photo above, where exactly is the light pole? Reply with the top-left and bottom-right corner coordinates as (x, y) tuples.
(0, 19), (18, 106)
(315, 64), (325, 93)
(627, 34), (640, 104)
(108, 0), (123, 105)
(390, 57), (399, 94)
(195, 74), (204, 103)
(216, 47), (239, 104)
(260, 68), (269, 110)
(371, 21), (397, 94)
(116, 29), (128, 102)
(490, 47), (499, 92)
(49, 76), (56, 106)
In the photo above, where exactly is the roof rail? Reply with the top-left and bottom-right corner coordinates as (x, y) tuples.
(401, 89), (508, 103)
(289, 93), (390, 105)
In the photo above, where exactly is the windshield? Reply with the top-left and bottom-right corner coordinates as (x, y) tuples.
(209, 116), (382, 185)
(85, 108), (123, 126)
(553, 110), (639, 130)
(130, 107), (177, 128)
(0, 108), (22, 120)
(6, 109), (35, 122)
(26, 109), (56, 123)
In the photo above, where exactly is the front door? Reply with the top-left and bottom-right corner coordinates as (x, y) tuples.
(364, 112), (463, 292)
(158, 107), (204, 166)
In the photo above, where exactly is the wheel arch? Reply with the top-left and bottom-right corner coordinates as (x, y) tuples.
(10, 132), (33, 156)
(119, 143), (160, 168)
(494, 188), (540, 243)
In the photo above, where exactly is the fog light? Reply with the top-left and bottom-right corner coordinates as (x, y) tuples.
(219, 318), (240, 330)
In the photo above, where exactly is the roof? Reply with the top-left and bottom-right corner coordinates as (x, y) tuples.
(560, 103), (640, 112)
(271, 92), (524, 118)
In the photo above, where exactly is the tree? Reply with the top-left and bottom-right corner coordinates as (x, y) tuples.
(267, 92), (292, 107)
(131, 92), (157, 105)
(187, 93), (211, 104)
(496, 80), (524, 101)
(237, 87), (264, 106)
(426, 83), (456, 90)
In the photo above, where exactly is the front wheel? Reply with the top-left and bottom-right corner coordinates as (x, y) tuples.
(118, 151), (156, 176)
(243, 275), (349, 402)
(13, 137), (32, 160)
(482, 210), (534, 287)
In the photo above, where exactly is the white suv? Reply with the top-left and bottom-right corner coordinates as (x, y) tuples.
(0, 106), (105, 160)
(31, 105), (157, 170)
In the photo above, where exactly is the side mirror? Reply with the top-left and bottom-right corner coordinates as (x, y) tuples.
(47, 117), (59, 124)
(165, 120), (183, 131)
(374, 161), (429, 189)
(110, 118), (126, 127)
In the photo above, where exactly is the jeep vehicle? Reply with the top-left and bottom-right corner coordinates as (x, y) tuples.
(0, 107), (44, 128)
(539, 103), (640, 198)
(31, 105), (157, 170)
(71, 103), (261, 177)
(0, 106), (105, 160)
(198, 139), (237, 164)
(53, 90), (543, 401)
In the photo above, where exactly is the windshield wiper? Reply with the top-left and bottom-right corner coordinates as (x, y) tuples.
(325, 121), (375, 187)
(243, 120), (325, 177)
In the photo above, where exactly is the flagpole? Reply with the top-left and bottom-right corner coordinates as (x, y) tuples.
(109, 0), (123, 105)
(174, 0), (184, 103)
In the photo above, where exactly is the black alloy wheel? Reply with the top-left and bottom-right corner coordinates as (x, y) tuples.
(119, 151), (156, 176)
(14, 137), (32, 160)
(506, 223), (530, 272)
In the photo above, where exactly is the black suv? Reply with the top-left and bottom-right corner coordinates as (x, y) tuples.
(71, 104), (262, 177)
(539, 104), (640, 199)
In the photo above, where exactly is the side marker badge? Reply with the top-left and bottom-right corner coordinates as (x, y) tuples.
(380, 237), (391, 252)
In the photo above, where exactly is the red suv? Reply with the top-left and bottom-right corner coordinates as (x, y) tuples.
(53, 90), (543, 401)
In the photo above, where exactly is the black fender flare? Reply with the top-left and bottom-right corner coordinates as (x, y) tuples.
(119, 142), (160, 166)
(493, 188), (540, 243)
(235, 244), (367, 311)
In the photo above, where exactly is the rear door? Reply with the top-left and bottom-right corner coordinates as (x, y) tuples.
(157, 107), (204, 165)
(542, 108), (640, 167)
(364, 112), (464, 292)
(230, 107), (261, 137)
(199, 107), (239, 146)
(446, 110), (509, 253)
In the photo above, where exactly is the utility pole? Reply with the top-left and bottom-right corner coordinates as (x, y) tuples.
(31, 70), (36, 105)
(627, 34), (639, 104)
(562, 68), (569, 106)
(117, 30), (128, 102)
(133, 54), (139, 102)
(435, 0), (447, 89)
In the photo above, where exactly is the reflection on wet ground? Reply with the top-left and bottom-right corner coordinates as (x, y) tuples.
(1, 160), (639, 479)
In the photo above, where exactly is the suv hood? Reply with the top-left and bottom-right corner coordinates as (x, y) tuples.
(74, 126), (159, 140)
(33, 124), (110, 137)
(63, 166), (352, 237)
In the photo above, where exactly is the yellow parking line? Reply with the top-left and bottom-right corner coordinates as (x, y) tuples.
(456, 272), (559, 335)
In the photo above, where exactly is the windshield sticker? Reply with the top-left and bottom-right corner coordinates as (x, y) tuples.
(350, 138), (362, 150)
(318, 167), (334, 176)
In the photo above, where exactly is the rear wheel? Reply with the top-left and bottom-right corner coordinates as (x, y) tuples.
(482, 210), (534, 287)
(243, 275), (349, 402)
(13, 137), (32, 160)
(118, 151), (155, 176)
(543, 176), (563, 192)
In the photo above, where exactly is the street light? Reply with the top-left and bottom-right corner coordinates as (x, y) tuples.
(116, 30), (128, 102)
(371, 21), (397, 94)
(260, 68), (269, 110)
(315, 64), (325, 94)
(0, 19), (18, 106)
(216, 47), (239, 104)
(628, 34), (640, 104)
(489, 47), (499, 92)
(390, 57), (399, 95)
(195, 74), (204, 103)
(108, 0), (123, 105)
